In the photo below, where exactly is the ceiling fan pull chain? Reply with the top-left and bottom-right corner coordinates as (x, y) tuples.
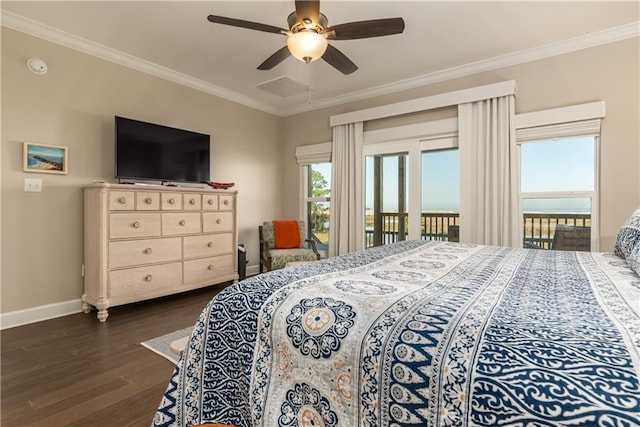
(306, 63), (312, 105)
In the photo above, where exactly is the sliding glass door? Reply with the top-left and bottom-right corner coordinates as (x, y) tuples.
(421, 148), (460, 242)
(365, 153), (409, 247)
(364, 137), (458, 248)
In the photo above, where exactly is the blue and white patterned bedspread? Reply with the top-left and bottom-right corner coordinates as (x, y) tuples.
(153, 240), (640, 426)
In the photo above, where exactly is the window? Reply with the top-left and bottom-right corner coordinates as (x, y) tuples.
(421, 148), (459, 243)
(305, 163), (331, 257)
(363, 136), (458, 248)
(365, 153), (408, 247)
(515, 102), (604, 251)
(518, 135), (598, 251)
(296, 143), (332, 256)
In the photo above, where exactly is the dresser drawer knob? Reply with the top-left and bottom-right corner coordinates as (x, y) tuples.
(207, 241), (214, 247)
(216, 219), (222, 224)
(132, 221), (140, 228)
(208, 264), (214, 270)
(145, 274), (153, 282)
(189, 198), (196, 205)
(223, 199), (229, 206)
(144, 247), (152, 254)
(179, 220), (186, 226)
(168, 198), (176, 205)
(208, 199), (214, 205)
(144, 197), (152, 204)
(118, 197), (126, 204)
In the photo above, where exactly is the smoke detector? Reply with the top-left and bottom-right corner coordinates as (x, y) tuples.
(27, 58), (47, 75)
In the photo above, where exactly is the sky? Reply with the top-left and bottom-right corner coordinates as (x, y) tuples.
(364, 150), (459, 211)
(520, 137), (594, 213)
(368, 137), (595, 212)
(315, 136), (594, 213)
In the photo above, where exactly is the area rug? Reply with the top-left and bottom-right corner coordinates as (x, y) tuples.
(141, 326), (193, 364)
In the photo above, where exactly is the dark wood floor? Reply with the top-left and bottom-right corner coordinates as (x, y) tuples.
(1, 284), (226, 427)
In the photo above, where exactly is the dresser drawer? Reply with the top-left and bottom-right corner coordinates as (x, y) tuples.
(109, 237), (182, 269)
(202, 212), (233, 233)
(162, 212), (201, 235)
(110, 213), (161, 239)
(109, 191), (135, 210)
(136, 192), (160, 210)
(161, 192), (183, 210)
(184, 233), (233, 259)
(183, 194), (202, 210)
(202, 194), (218, 210)
(184, 254), (234, 285)
(109, 262), (183, 302)
(218, 195), (234, 211)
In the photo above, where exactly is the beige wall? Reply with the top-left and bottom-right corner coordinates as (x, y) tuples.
(2, 26), (638, 318)
(282, 37), (640, 251)
(1, 28), (284, 314)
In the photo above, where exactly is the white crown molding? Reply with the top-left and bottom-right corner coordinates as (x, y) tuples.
(1, 11), (282, 116)
(281, 21), (639, 116)
(2, 10), (638, 117)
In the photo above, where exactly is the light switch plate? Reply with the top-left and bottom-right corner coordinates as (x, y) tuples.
(24, 178), (43, 192)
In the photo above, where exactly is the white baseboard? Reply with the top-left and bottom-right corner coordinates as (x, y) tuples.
(1, 266), (263, 330)
(0, 299), (83, 330)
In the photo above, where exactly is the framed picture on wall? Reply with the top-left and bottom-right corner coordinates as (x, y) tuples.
(23, 142), (68, 174)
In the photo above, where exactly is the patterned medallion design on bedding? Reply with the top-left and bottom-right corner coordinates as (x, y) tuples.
(153, 240), (640, 427)
(334, 280), (396, 295)
(287, 297), (356, 359)
(279, 382), (339, 426)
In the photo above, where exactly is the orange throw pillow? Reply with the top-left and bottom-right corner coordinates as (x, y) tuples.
(273, 220), (301, 249)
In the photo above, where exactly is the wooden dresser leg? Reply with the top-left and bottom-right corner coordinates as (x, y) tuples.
(81, 293), (91, 314)
(96, 299), (109, 322)
(97, 309), (109, 322)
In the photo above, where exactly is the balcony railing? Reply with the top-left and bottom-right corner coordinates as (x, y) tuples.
(523, 212), (591, 249)
(365, 211), (591, 249)
(421, 212), (460, 241)
(365, 211), (459, 248)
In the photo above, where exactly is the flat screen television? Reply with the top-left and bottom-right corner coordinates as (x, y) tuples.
(115, 116), (210, 184)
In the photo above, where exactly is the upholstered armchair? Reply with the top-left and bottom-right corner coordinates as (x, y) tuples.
(259, 220), (321, 273)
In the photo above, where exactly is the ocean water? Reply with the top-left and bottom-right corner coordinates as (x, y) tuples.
(28, 153), (63, 168)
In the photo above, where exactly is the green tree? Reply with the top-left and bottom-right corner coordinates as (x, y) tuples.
(311, 170), (330, 198)
(310, 170), (330, 239)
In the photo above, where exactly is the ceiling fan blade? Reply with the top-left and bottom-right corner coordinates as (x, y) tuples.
(325, 17), (405, 40)
(295, 0), (320, 25)
(257, 46), (291, 70)
(207, 15), (287, 35)
(322, 44), (357, 75)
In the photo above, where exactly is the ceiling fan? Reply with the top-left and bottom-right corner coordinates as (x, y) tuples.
(207, 0), (405, 75)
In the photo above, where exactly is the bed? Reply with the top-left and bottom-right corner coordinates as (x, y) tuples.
(152, 239), (640, 426)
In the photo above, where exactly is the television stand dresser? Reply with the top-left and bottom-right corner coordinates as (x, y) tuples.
(82, 183), (238, 322)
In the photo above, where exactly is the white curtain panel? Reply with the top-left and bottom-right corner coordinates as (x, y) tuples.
(329, 122), (363, 257)
(459, 95), (519, 247)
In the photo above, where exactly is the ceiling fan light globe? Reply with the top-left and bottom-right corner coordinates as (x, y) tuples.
(287, 31), (328, 63)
